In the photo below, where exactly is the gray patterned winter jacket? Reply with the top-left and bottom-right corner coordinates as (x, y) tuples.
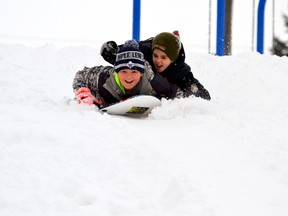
(73, 61), (182, 108)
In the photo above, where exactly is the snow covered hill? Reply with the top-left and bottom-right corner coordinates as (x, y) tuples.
(1, 42), (288, 216)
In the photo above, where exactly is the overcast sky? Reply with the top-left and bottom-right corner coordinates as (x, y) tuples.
(0, 0), (287, 53)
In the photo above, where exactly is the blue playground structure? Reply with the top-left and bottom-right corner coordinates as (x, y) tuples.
(132, 0), (269, 55)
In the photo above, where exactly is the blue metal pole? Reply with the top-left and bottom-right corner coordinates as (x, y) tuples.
(132, 0), (141, 41)
(216, 0), (226, 56)
(257, 0), (267, 54)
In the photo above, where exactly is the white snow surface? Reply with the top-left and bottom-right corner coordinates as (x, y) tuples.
(1, 42), (288, 216)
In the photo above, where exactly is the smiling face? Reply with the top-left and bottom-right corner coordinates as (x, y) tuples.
(117, 69), (143, 90)
(152, 49), (172, 73)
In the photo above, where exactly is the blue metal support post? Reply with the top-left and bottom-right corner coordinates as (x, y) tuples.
(216, 0), (226, 56)
(257, 0), (267, 54)
(132, 0), (141, 41)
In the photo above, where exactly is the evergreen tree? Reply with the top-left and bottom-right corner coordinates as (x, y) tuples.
(271, 13), (288, 56)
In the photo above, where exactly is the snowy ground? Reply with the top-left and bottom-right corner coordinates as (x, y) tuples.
(1, 42), (288, 216)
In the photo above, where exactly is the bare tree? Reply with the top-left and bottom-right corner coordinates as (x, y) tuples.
(271, 13), (288, 56)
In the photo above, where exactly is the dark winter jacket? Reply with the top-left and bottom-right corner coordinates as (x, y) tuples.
(73, 61), (182, 108)
(137, 38), (210, 100)
(101, 38), (211, 100)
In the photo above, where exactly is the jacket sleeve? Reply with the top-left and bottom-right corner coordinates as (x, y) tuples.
(179, 64), (211, 100)
(72, 66), (91, 91)
(142, 62), (179, 99)
(72, 66), (112, 97)
(151, 73), (183, 99)
(142, 60), (182, 99)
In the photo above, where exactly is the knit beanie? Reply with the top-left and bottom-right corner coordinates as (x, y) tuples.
(114, 40), (145, 73)
(152, 32), (181, 62)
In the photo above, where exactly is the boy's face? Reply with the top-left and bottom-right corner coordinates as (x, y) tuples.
(152, 49), (172, 73)
(118, 69), (143, 90)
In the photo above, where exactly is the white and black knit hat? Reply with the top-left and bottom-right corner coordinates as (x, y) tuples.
(114, 40), (145, 73)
